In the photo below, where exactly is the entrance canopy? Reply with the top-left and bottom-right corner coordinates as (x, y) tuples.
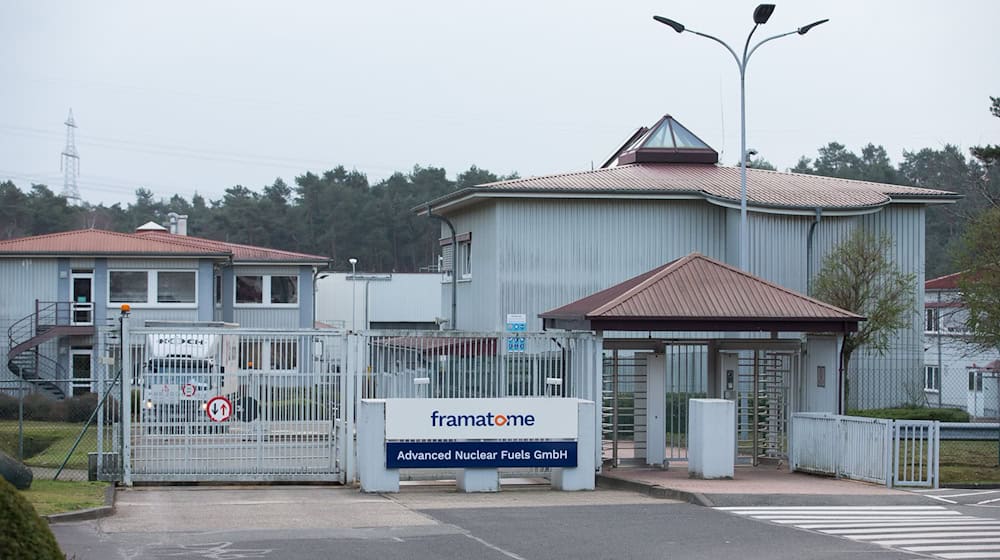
(540, 253), (863, 334)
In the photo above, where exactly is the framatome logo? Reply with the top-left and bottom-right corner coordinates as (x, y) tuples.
(430, 409), (535, 428)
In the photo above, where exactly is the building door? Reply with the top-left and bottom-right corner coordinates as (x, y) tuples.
(71, 271), (94, 325)
(71, 348), (93, 396)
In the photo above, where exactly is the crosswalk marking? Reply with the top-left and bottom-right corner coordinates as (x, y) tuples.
(717, 505), (1000, 560)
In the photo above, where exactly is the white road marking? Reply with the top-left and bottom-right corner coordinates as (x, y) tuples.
(719, 505), (1000, 560)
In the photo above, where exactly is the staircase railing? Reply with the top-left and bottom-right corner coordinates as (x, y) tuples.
(7, 301), (74, 399)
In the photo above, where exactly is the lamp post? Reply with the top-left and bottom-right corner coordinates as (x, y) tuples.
(654, 5), (828, 271)
(348, 258), (357, 331)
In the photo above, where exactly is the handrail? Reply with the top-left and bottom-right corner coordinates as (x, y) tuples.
(7, 300), (75, 399)
(7, 300), (73, 350)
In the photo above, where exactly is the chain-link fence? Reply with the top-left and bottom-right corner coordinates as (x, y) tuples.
(848, 365), (1000, 483)
(0, 377), (120, 482)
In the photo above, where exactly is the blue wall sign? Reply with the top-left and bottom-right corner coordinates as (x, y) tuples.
(386, 441), (577, 469)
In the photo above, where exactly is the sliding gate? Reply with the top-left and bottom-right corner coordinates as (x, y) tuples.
(114, 323), (602, 484)
(125, 327), (349, 483)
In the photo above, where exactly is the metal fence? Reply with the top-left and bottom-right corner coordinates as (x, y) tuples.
(791, 413), (939, 488)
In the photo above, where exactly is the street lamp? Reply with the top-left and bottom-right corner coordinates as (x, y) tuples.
(348, 258), (357, 331)
(654, 5), (828, 271)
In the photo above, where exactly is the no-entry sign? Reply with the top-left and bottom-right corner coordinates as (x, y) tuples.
(206, 396), (232, 422)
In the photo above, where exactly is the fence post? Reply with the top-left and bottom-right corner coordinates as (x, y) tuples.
(932, 421), (940, 489)
(884, 420), (893, 488)
(121, 313), (132, 486)
(834, 416), (841, 479)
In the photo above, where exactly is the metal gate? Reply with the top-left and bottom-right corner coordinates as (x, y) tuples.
(123, 325), (350, 483)
(106, 321), (602, 484)
(735, 350), (794, 465)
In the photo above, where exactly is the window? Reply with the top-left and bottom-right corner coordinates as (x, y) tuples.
(109, 270), (197, 306)
(236, 276), (263, 304)
(235, 275), (299, 306)
(270, 276), (298, 304)
(214, 275), (222, 307)
(157, 271), (196, 303)
(110, 271), (148, 303)
(924, 365), (940, 392)
(459, 240), (472, 279)
(970, 371), (984, 392)
(925, 308), (940, 332)
(439, 232), (471, 283)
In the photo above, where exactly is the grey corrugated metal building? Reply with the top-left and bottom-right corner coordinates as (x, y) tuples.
(420, 115), (960, 410)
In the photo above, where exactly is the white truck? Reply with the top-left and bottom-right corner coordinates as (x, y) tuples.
(140, 331), (240, 423)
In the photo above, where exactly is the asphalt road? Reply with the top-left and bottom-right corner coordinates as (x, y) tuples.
(52, 486), (928, 560)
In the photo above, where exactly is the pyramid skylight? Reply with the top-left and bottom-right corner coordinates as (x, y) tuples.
(611, 115), (719, 165)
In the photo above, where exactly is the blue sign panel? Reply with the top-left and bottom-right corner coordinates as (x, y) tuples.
(506, 337), (526, 352)
(386, 441), (577, 469)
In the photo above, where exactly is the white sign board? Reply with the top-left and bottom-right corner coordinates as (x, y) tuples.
(505, 313), (527, 331)
(385, 398), (578, 441)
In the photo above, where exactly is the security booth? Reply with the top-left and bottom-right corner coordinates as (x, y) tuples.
(539, 253), (863, 470)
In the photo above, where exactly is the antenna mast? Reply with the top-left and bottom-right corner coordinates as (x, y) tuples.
(60, 108), (82, 205)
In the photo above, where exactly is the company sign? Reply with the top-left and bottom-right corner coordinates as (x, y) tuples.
(386, 441), (576, 469)
(384, 398), (578, 441)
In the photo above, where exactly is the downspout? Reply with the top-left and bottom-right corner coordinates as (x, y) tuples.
(426, 204), (457, 330)
(806, 207), (823, 296)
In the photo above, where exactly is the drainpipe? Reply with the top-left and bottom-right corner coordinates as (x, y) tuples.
(806, 207), (823, 295)
(426, 204), (457, 330)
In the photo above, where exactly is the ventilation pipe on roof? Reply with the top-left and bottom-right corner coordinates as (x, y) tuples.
(167, 213), (188, 236)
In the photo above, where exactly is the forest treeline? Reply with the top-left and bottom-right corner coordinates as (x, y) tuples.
(1, 142), (996, 277)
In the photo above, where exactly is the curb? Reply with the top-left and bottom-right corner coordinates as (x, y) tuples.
(46, 484), (116, 524)
(596, 474), (714, 507)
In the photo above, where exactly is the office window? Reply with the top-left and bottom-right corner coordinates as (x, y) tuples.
(236, 275), (264, 304)
(924, 365), (940, 392)
(270, 276), (298, 304)
(110, 270), (196, 306)
(157, 271), (196, 303)
(214, 275), (222, 306)
(970, 371), (983, 392)
(459, 240), (472, 279)
(110, 271), (148, 303)
(235, 274), (299, 306)
(925, 308), (940, 332)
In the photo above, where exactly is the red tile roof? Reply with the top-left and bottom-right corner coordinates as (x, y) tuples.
(0, 229), (328, 263)
(425, 163), (960, 213)
(541, 253), (863, 333)
(925, 272), (963, 290)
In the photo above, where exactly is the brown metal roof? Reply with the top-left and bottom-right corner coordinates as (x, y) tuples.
(423, 163), (960, 214)
(540, 253), (864, 333)
(0, 228), (328, 263)
(925, 271), (963, 290)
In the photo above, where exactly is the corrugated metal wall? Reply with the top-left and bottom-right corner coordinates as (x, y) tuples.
(0, 259), (59, 382)
(448, 199), (726, 332)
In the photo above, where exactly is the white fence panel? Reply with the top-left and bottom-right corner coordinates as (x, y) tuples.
(791, 413), (938, 489)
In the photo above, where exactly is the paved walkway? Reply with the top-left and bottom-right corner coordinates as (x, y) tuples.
(598, 464), (928, 506)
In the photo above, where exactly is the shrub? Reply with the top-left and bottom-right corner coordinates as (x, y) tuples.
(0, 392), (19, 420)
(22, 394), (67, 422)
(66, 393), (100, 423)
(0, 477), (63, 560)
(849, 407), (970, 422)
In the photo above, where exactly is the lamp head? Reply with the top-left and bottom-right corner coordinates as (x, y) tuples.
(753, 4), (775, 24)
(797, 18), (829, 35)
(753, 4), (774, 25)
(653, 15), (685, 33)
(348, 258), (357, 265)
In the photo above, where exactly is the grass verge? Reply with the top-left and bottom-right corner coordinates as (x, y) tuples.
(0, 420), (107, 470)
(19, 480), (108, 517)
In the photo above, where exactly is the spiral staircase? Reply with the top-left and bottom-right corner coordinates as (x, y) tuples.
(7, 301), (95, 399)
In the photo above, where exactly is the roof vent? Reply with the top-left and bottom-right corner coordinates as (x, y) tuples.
(607, 115), (718, 166)
(136, 221), (168, 233)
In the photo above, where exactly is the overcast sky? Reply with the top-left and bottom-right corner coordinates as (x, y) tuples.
(2, 0), (999, 206)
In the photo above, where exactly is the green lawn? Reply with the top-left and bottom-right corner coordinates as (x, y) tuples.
(940, 440), (1000, 484)
(19, 480), (108, 516)
(0, 420), (106, 470)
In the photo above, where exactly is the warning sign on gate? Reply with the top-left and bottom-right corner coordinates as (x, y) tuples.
(181, 383), (196, 397)
(206, 396), (232, 422)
